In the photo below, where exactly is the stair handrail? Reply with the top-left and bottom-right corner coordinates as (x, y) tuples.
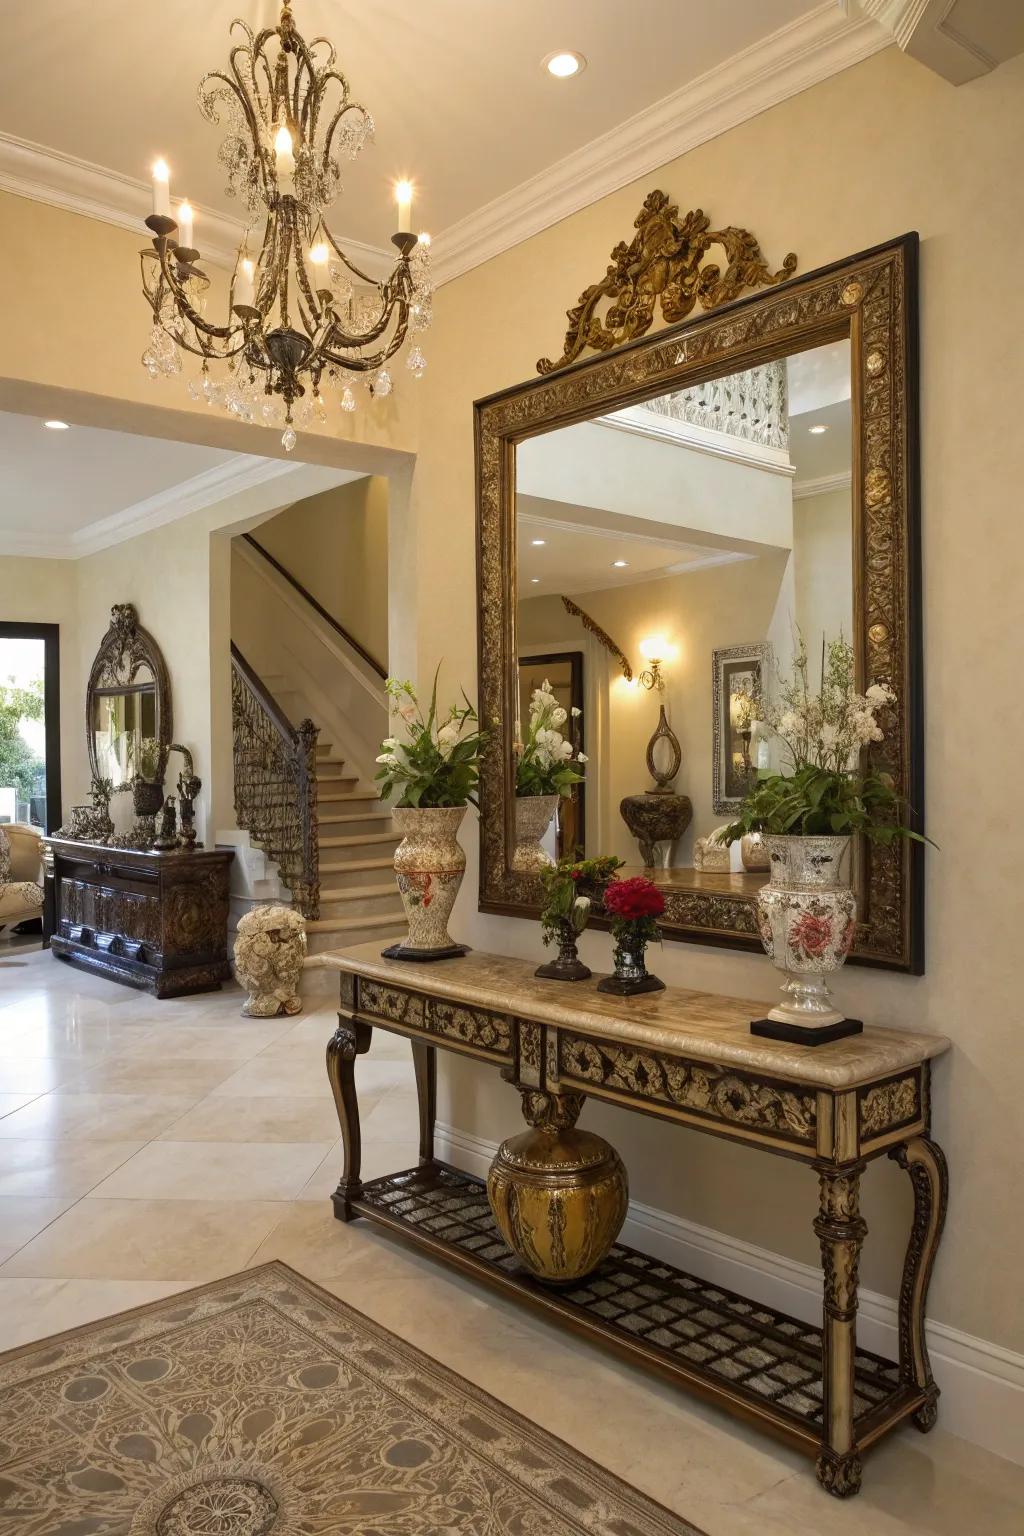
(242, 533), (387, 680)
(230, 641), (320, 920)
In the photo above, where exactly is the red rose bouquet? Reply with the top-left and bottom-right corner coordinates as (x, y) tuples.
(603, 876), (665, 947)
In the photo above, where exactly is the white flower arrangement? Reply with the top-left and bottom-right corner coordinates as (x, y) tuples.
(764, 637), (895, 774)
(516, 680), (587, 798)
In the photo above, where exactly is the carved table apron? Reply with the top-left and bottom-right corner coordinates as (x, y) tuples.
(321, 942), (950, 1498)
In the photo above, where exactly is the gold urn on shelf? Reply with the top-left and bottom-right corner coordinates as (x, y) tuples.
(486, 1085), (628, 1284)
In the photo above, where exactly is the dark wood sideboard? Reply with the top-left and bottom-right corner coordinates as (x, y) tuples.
(43, 837), (234, 997)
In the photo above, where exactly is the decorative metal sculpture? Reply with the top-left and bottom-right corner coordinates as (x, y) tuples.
(171, 744), (201, 849)
(537, 191), (797, 374)
(153, 796), (179, 851)
(140, 1), (431, 450)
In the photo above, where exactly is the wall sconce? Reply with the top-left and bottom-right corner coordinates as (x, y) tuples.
(637, 635), (671, 692)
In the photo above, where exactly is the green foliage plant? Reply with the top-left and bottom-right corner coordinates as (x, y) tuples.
(375, 667), (485, 808)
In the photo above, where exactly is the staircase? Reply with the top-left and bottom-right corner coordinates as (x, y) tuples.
(230, 645), (406, 954)
(259, 667), (406, 948)
(310, 739), (405, 948)
(230, 533), (408, 952)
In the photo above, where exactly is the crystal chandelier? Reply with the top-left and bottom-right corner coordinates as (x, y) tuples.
(140, 1), (431, 450)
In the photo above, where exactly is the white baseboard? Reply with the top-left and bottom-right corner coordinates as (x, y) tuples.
(436, 1121), (1024, 1467)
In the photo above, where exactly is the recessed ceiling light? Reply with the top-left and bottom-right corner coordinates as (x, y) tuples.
(44, 420), (70, 430)
(612, 559), (629, 568)
(543, 50), (586, 79)
(531, 578), (540, 584)
(531, 538), (546, 546)
(808, 423), (828, 434)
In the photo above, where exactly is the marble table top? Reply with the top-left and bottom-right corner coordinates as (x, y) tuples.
(317, 943), (950, 1091)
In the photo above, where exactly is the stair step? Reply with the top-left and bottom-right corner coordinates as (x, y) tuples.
(320, 831), (401, 849)
(320, 857), (395, 874)
(317, 787), (378, 800)
(318, 883), (401, 906)
(317, 810), (393, 824)
(316, 766), (353, 781)
(307, 912), (407, 935)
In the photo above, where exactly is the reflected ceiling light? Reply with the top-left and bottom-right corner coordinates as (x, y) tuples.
(43, 420), (70, 430)
(531, 578), (540, 584)
(611, 559), (629, 568)
(531, 538), (546, 546)
(808, 423), (828, 434)
(543, 50), (586, 78)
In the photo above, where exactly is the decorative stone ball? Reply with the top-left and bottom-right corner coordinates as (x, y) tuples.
(234, 904), (307, 1018)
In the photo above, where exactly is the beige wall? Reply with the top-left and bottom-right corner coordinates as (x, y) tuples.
(252, 476), (389, 670)
(1, 43), (1022, 1359)
(0, 558), (84, 812)
(792, 485), (854, 652)
(413, 46), (1024, 1353)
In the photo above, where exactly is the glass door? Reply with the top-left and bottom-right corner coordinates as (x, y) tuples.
(0, 623), (61, 832)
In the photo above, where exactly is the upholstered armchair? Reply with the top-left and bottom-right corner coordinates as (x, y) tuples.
(0, 823), (45, 932)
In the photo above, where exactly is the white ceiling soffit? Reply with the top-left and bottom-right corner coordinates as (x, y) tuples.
(858, 0), (1024, 85)
(0, 3), (888, 291)
(0, 454), (308, 560)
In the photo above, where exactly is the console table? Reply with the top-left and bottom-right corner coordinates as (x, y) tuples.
(43, 836), (234, 997)
(321, 943), (950, 1498)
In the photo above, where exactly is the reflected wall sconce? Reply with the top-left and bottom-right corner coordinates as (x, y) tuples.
(637, 635), (672, 692)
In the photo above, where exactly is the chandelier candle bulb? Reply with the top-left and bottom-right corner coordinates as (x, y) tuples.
(151, 159), (170, 218)
(274, 124), (295, 193)
(396, 180), (413, 234)
(234, 258), (256, 309)
(176, 201), (194, 252)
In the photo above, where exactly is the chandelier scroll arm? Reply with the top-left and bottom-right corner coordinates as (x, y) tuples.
(320, 314), (411, 374)
(152, 242), (245, 344)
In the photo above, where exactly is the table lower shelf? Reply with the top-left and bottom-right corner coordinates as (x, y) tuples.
(348, 1161), (919, 1456)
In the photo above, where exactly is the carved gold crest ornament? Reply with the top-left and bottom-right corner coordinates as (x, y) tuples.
(537, 191), (797, 374)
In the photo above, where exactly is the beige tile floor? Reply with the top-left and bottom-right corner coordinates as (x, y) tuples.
(0, 946), (1021, 1535)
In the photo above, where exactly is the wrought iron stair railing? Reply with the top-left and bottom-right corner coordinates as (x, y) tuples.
(230, 642), (320, 920)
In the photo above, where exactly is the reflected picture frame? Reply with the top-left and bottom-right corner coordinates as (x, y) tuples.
(712, 644), (770, 815)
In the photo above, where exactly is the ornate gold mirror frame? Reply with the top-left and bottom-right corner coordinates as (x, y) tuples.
(86, 603), (174, 792)
(475, 212), (922, 973)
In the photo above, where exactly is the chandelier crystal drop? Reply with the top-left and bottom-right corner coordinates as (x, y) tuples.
(140, 0), (430, 450)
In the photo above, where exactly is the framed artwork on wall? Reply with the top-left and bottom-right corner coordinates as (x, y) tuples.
(712, 643), (769, 814)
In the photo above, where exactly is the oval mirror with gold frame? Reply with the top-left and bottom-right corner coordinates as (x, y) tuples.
(475, 226), (922, 973)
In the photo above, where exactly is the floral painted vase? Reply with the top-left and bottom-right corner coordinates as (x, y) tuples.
(756, 835), (857, 1030)
(388, 805), (468, 959)
(511, 793), (558, 874)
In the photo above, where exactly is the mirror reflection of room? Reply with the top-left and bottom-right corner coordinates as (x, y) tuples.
(516, 338), (853, 894)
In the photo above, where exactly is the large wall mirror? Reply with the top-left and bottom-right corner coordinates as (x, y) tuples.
(476, 224), (922, 972)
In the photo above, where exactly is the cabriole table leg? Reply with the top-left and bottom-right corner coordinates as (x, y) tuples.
(814, 1162), (867, 1497)
(326, 1019), (372, 1221)
(889, 1136), (949, 1430)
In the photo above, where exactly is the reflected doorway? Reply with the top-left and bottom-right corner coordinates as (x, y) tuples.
(0, 623), (61, 832)
(518, 650), (585, 860)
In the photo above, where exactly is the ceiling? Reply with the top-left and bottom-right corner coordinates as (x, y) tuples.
(0, 412), (234, 542)
(1, 2), (889, 278)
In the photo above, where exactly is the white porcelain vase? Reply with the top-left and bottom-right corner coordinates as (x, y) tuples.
(511, 793), (558, 874)
(756, 835), (857, 1028)
(391, 805), (467, 954)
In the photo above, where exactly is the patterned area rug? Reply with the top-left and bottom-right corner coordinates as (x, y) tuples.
(0, 1261), (705, 1535)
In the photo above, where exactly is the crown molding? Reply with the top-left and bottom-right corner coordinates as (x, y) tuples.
(0, 130), (395, 279)
(857, 0), (1022, 84)
(0, 455), (307, 561)
(429, 2), (890, 286)
(791, 468), (853, 499)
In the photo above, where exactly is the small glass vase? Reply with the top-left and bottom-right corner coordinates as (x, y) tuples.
(535, 919), (591, 983)
(597, 932), (665, 996)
